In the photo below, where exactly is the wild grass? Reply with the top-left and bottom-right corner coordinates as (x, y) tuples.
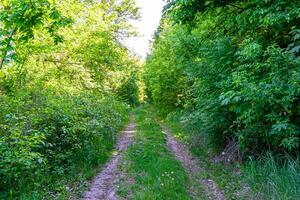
(118, 107), (192, 200)
(162, 110), (247, 199)
(244, 154), (300, 199)
(164, 110), (300, 200)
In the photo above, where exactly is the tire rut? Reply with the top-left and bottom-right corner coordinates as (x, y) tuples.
(82, 116), (135, 200)
(160, 124), (226, 200)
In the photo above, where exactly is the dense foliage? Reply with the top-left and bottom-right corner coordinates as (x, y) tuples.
(1, 0), (300, 198)
(0, 0), (139, 198)
(0, 92), (129, 198)
(145, 0), (300, 156)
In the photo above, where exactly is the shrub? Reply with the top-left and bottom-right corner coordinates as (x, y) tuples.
(0, 89), (129, 197)
(145, 0), (300, 156)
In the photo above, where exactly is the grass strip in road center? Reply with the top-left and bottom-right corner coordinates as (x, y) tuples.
(118, 107), (192, 200)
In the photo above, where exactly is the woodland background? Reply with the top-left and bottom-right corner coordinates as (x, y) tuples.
(0, 0), (299, 199)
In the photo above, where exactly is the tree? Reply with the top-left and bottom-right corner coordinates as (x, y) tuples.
(0, 0), (72, 69)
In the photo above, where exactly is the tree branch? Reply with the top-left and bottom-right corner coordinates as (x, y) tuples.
(0, 28), (15, 69)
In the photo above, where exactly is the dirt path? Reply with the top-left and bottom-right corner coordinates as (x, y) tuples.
(160, 124), (226, 200)
(82, 116), (135, 200)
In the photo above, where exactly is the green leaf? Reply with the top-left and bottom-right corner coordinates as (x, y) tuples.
(0, 70), (5, 78)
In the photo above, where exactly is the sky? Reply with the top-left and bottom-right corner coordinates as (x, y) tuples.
(125, 0), (165, 59)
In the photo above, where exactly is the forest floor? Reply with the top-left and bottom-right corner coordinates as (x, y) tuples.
(82, 107), (226, 200)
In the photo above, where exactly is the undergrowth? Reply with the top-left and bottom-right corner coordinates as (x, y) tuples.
(244, 155), (300, 199)
(164, 110), (300, 199)
(0, 90), (130, 199)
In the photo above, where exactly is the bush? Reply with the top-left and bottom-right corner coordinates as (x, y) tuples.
(0, 89), (129, 197)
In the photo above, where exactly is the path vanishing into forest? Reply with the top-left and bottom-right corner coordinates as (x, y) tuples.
(82, 108), (225, 200)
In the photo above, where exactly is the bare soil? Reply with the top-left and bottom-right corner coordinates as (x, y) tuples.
(160, 124), (226, 200)
(81, 116), (135, 200)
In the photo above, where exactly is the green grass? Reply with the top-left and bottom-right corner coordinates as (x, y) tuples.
(118, 107), (192, 200)
(244, 154), (300, 199)
(163, 111), (249, 199)
(164, 110), (300, 200)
